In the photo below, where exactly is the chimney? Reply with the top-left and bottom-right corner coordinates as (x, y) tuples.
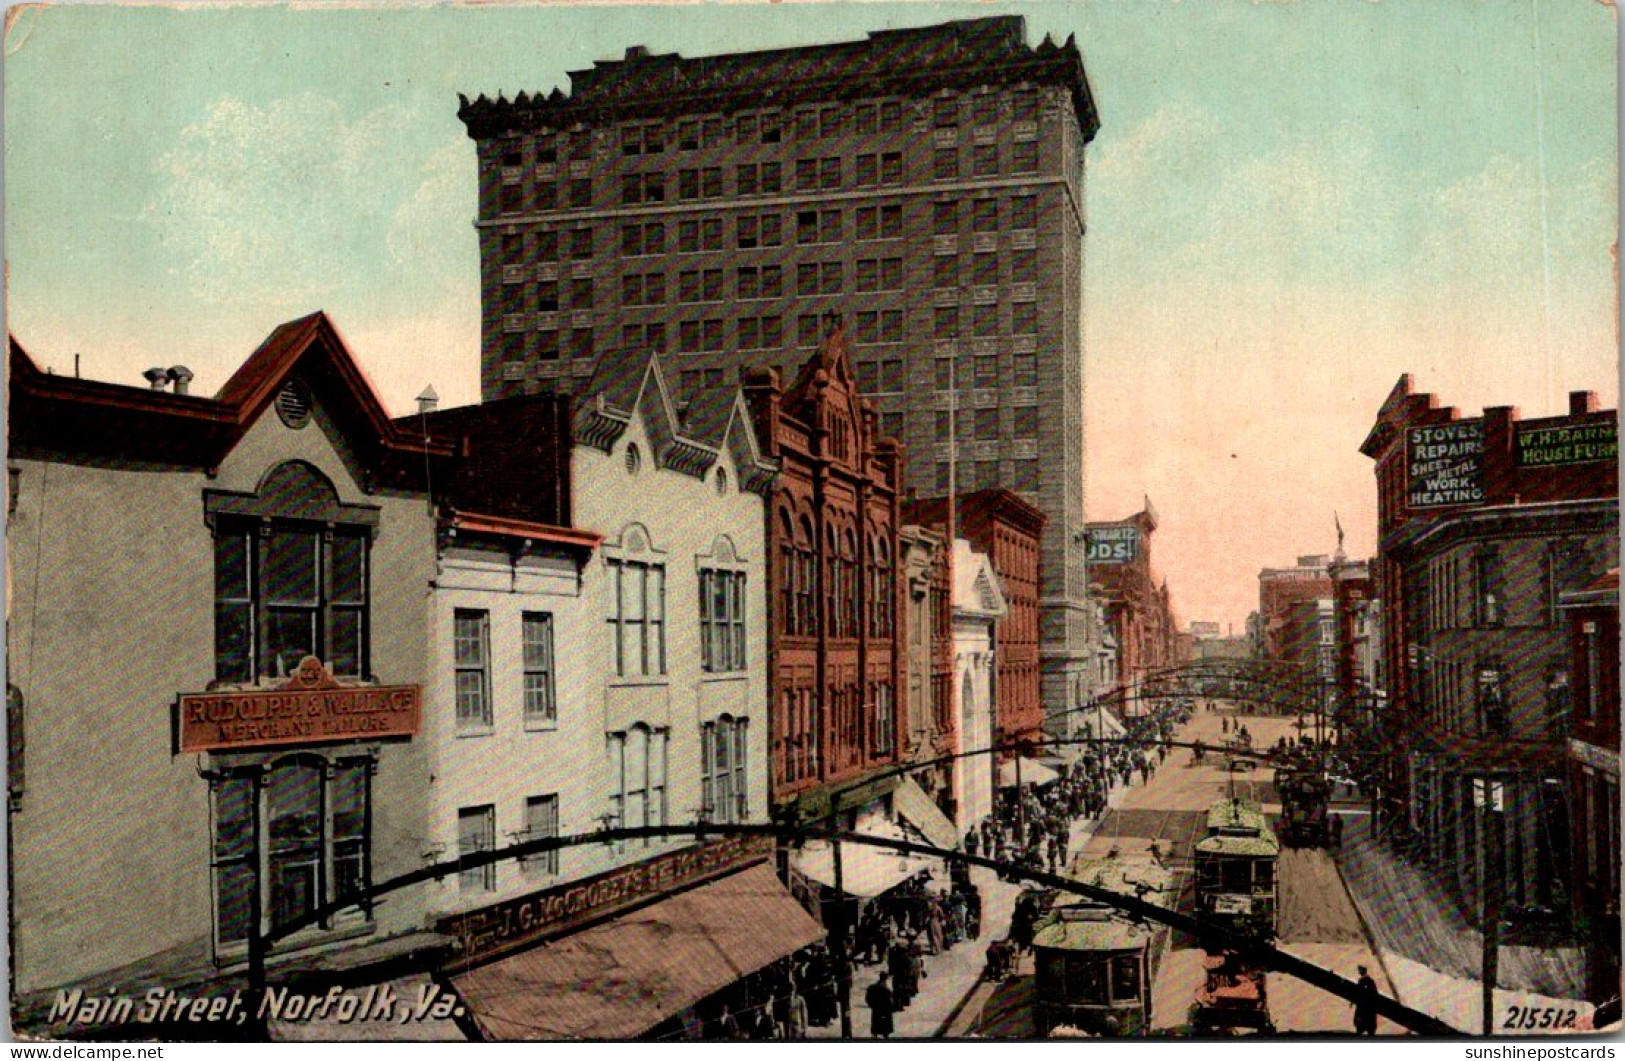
(167, 366), (194, 395)
(1569, 390), (1600, 416)
(142, 367), (169, 390)
(624, 45), (649, 60)
(416, 385), (439, 415)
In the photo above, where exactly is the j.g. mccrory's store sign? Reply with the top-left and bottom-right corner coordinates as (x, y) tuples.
(175, 657), (421, 753)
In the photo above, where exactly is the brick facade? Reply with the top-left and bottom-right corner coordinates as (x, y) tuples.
(457, 15), (1103, 736)
(743, 328), (905, 808)
(1360, 377), (1619, 923)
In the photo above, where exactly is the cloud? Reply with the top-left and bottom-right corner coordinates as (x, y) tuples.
(142, 93), (428, 310)
(387, 141), (477, 285)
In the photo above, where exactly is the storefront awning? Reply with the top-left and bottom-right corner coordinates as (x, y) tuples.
(892, 774), (959, 852)
(998, 756), (1061, 788)
(451, 863), (823, 1040)
(791, 815), (939, 898)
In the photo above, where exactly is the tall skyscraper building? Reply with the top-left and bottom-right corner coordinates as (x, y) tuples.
(459, 15), (1103, 724)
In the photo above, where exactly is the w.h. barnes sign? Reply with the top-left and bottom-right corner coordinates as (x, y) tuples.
(440, 834), (773, 969)
(175, 657), (421, 753)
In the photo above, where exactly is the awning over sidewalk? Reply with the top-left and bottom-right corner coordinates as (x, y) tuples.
(792, 815), (939, 898)
(998, 756), (1060, 788)
(892, 774), (959, 852)
(451, 863), (824, 1040)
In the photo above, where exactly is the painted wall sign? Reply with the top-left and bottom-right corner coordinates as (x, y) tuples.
(440, 834), (773, 969)
(1407, 421), (1485, 509)
(176, 656), (421, 753)
(1084, 526), (1139, 564)
(1515, 421), (1618, 467)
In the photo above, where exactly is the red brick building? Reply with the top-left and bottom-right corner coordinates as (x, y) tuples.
(1257, 555), (1335, 667)
(1560, 569), (1620, 1008)
(1084, 501), (1180, 688)
(1360, 377), (1618, 919)
(743, 327), (905, 813)
(906, 489), (1047, 758)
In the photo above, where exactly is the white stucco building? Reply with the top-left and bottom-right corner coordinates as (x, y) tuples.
(952, 539), (1007, 833)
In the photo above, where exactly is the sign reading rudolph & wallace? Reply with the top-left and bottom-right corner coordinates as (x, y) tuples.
(175, 656), (421, 753)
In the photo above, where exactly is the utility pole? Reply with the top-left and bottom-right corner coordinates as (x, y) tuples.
(1479, 778), (1504, 1036)
(833, 831), (853, 1039)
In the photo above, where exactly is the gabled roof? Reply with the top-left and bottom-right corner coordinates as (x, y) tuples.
(574, 349), (777, 494)
(953, 539), (1008, 618)
(10, 312), (452, 481)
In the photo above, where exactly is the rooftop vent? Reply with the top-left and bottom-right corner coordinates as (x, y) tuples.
(167, 366), (194, 396)
(142, 367), (169, 390)
(275, 379), (313, 430)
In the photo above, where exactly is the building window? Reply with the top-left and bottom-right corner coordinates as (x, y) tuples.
(934, 96), (958, 128)
(934, 201), (958, 235)
(211, 464), (374, 684)
(820, 157), (842, 190)
(935, 305), (960, 338)
(874, 683), (894, 757)
(856, 154), (878, 187)
(702, 716), (750, 823)
(521, 794), (560, 877)
(454, 609), (492, 731)
(569, 179), (591, 208)
(975, 460), (999, 490)
(1014, 406), (1038, 439)
(609, 724), (668, 846)
(934, 148), (958, 181)
(1012, 140), (1039, 173)
(881, 152), (903, 185)
(973, 199), (999, 232)
(570, 228), (593, 260)
(1013, 302), (1038, 334)
(608, 537), (666, 678)
(458, 805), (496, 893)
(972, 144), (998, 177)
(762, 112), (782, 143)
(1012, 248), (1038, 284)
(796, 158), (817, 190)
(211, 755), (371, 949)
(1014, 352), (1038, 386)
(972, 252), (999, 287)
(1478, 664), (1507, 735)
(975, 408), (1000, 440)
(933, 255), (958, 290)
(700, 567), (748, 674)
(973, 303), (998, 337)
(1475, 550), (1502, 627)
(522, 612), (556, 728)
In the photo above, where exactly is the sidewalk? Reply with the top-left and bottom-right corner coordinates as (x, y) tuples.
(1334, 810), (1592, 1033)
(809, 773), (1137, 1039)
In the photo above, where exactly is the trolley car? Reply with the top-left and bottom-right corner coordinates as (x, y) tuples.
(1276, 766), (1332, 848)
(1193, 798), (1280, 934)
(1032, 852), (1176, 1037)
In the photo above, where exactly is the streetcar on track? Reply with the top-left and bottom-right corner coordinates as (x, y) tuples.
(1276, 765), (1332, 847)
(1193, 798), (1280, 934)
(1031, 852), (1176, 1037)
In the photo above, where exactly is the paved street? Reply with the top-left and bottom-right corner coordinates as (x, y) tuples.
(958, 702), (1403, 1037)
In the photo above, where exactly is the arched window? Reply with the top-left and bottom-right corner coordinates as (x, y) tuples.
(608, 724), (668, 848)
(702, 715), (750, 823)
(841, 528), (859, 639)
(207, 461), (377, 683)
(607, 525), (666, 677)
(209, 754), (373, 952)
(700, 536), (747, 673)
(796, 516), (816, 637)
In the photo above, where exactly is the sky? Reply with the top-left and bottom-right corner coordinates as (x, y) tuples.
(4, 0), (1618, 630)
